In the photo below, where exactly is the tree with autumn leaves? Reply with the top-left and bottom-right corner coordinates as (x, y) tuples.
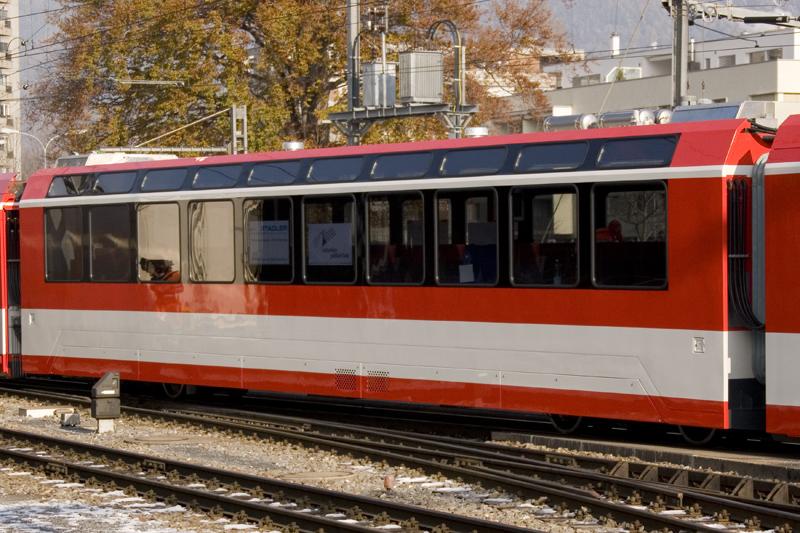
(31, 0), (566, 155)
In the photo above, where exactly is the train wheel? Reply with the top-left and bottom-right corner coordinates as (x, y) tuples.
(549, 414), (583, 434)
(161, 383), (186, 400)
(678, 425), (716, 445)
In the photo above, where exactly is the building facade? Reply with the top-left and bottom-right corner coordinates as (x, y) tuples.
(0, 0), (20, 174)
(492, 28), (800, 133)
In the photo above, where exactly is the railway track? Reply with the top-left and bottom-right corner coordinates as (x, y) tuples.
(1, 385), (799, 531)
(0, 425), (539, 533)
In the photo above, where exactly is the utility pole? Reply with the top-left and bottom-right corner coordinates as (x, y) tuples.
(670, 0), (689, 108)
(346, 0), (360, 117)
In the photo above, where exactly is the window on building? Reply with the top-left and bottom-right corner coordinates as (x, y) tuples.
(189, 201), (235, 282)
(137, 203), (180, 283)
(768, 48), (783, 60)
(244, 197), (293, 283)
(303, 195), (356, 283)
(140, 168), (187, 192)
(719, 54), (736, 68)
(193, 165), (241, 189)
(436, 189), (497, 285)
(515, 142), (588, 173)
(597, 137), (677, 169)
(248, 161), (301, 185)
(89, 204), (135, 281)
(307, 157), (364, 182)
(593, 182), (667, 288)
(48, 175), (90, 197)
(511, 187), (578, 286)
(440, 148), (507, 177)
(371, 152), (433, 180)
(750, 50), (767, 64)
(366, 192), (424, 284)
(45, 207), (84, 281)
(93, 171), (137, 194)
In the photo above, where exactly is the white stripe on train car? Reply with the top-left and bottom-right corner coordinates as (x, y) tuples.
(20, 308), (735, 402)
(19, 164), (752, 209)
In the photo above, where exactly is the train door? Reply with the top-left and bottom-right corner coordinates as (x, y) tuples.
(0, 206), (20, 378)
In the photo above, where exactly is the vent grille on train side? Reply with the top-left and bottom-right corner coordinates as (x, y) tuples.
(366, 370), (390, 393)
(334, 368), (358, 391)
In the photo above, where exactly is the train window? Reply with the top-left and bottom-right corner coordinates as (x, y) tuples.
(440, 147), (507, 177)
(140, 168), (187, 192)
(515, 143), (588, 173)
(371, 152), (433, 180)
(593, 182), (667, 288)
(44, 207), (84, 281)
(248, 161), (300, 185)
(189, 201), (235, 283)
(511, 187), (578, 286)
(244, 197), (293, 283)
(303, 195), (356, 283)
(89, 204), (135, 282)
(597, 137), (677, 169)
(48, 175), (90, 197)
(193, 165), (241, 189)
(137, 203), (180, 283)
(436, 189), (498, 285)
(93, 171), (137, 194)
(307, 157), (364, 182)
(366, 192), (424, 285)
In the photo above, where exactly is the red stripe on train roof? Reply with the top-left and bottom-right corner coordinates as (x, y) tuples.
(21, 119), (757, 202)
(21, 354), (728, 428)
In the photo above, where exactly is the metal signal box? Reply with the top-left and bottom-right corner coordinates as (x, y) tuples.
(363, 62), (396, 108)
(399, 51), (444, 104)
(91, 371), (120, 419)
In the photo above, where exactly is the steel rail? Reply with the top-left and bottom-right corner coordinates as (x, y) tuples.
(0, 426), (538, 533)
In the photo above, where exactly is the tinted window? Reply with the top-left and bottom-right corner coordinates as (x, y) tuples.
(597, 137), (677, 169)
(138, 203), (180, 282)
(515, 143), (588, 172)
(440, 148), (507, 177)
(248, 161), (301, 185)
(367, 193), (424, 284)
(436, 189), (497, 285)
(307, 157), (364, 182)
(244, 197), (293, 283)
(193, 165), (241, 189)
(140, 168), (187, 192)
(89, 204), (135, 281)
(45, 207), (84, 281)
(189, 201), (235, 282)
(593, 182), (667, 288)
(48, 175), (90, 197)
(304, 196), (356, 283)
(511, 187), (578, 286)
(371, 152), (433, 180)
(93, 171), (137, 194)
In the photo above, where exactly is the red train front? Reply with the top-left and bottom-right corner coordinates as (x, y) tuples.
(5, 116), (800, 440)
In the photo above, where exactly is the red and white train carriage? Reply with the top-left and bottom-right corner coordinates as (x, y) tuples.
(1, 115), (798, 440)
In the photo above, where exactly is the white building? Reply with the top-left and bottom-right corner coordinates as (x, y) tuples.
(0, 0), (20, 174)
(493, 28), (800, 133)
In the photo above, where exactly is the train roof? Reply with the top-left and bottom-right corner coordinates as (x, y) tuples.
(20, 118), (766, 203)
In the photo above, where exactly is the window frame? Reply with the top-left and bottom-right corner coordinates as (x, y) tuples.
(191, 164), (243, 190)
(301, 193), (358, 285)
(247, 160), (302, 186)
(306, 157), (365, 183)
(140, 167), (189, 192)
(88, 203), (137, 283)
(590, 180), (668, 290)
(47, 174), (91, 197)
(595, 136), (677, 170)
(243, 196), (295, 285)
(508, 184), (580, 288)
(43, 205), (86, 282)
(514, 142), (589, 173)
(434, 187), (500, 287)
(187, 199), (236, 284)
(91, 171), (139, 195)
(136, 201), (182, 284)
(439, 147), (508, 177)
(364, 191), (425, 286)
(370, 151), (434, 180)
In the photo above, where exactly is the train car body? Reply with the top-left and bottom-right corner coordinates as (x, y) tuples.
(7, 117), (798, 436)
